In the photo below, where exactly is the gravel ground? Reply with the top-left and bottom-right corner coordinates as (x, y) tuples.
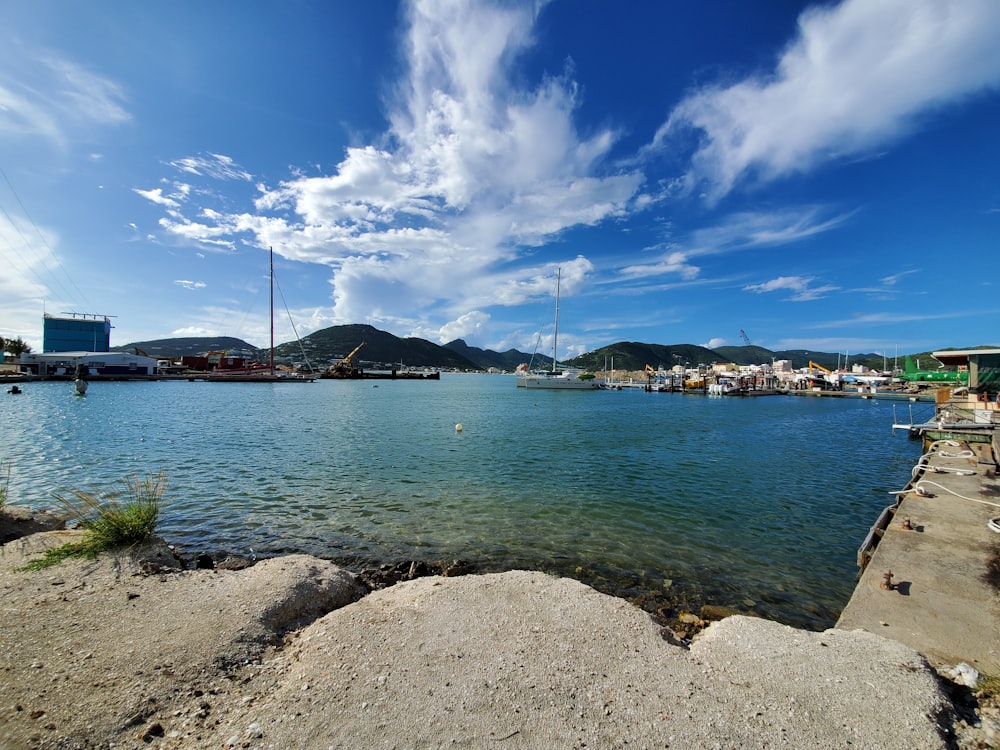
(0, 514), (989, 749)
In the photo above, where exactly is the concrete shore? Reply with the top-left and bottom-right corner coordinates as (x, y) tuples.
(0, 435), (998, 748)
(837, 438), (1000, 673)
(0, 536), (957, 749)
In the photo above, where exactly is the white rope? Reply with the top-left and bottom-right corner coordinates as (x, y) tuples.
(911, 480), (1000, 509)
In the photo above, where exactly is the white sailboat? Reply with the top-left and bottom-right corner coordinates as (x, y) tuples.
(516, 268), (605, 390)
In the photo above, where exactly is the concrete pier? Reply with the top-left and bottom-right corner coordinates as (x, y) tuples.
(836, 437), (1000, 672)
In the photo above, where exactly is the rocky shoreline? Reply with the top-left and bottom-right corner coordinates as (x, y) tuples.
(0, 508), (995, 749)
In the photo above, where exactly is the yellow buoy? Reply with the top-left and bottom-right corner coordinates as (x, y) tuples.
(455, 423), (463, 432)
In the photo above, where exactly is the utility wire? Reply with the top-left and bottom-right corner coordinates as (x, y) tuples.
(0, 165), (93, 311)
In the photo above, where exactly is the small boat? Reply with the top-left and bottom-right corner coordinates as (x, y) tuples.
(516, 268), (605, 391)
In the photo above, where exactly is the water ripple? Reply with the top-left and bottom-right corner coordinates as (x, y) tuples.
(1, 377), (921, 629)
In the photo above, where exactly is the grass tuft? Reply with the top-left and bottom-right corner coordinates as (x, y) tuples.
(979, 671), (1000, 707)
(0, 461), (10, 508)
(19, 471), (165, 571)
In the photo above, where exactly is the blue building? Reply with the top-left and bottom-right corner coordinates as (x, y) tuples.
(43, 314), (111, 353)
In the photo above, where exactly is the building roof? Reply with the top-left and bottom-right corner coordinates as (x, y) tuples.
(932, 348), (1000, 366)
(23, 351), (158, 364)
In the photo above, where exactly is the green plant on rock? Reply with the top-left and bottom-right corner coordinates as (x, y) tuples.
(20, 471), (166, 571)
(0, 461), (10, 508)
(979, 671), (1000, 708)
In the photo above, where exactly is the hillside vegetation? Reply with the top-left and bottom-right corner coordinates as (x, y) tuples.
(116, 325), (984, 373)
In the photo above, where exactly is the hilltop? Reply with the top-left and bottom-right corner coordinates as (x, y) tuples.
(111, 336), (258, 358)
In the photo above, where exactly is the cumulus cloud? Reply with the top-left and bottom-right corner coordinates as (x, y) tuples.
(136, 0), (641, 342)
(423, 310), (491, 344)
(656, 0), (1000, 200)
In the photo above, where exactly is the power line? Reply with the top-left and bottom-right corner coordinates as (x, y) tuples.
(0, 165), (93, 311)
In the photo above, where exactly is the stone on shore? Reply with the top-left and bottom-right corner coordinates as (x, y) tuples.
(0, 528), (955, 749)
(211, 571), (950, 749)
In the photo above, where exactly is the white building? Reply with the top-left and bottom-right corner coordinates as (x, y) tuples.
(20, 351), (159, 378)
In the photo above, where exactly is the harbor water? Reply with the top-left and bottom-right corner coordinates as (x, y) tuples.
(1, 375), (922, 630)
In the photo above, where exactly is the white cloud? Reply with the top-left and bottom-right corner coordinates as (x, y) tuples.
(141, 0), (641, 343)
(618, 207), (849, 283)
(743, 275), (838, 301)
(174, 280), (206, 290)
(744, 276), (813, 294)
(170, 325), (222, 338)
(808, 309), (984, 329)
(879, 269), (919, 286)
(133, 188), (180, 209)
(657, 0), (1000, 200)
(0, 213), (63, 346)
(0, 40), (130, 143)
(619, 251), (699, 281)
(421, 310), (491, 344)
(704, 337), (727, 349)
(169, 154), (253, 181)
(44, 56), (130, 126)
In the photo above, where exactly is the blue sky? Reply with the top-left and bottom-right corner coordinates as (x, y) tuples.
(2, 0), (999, 359)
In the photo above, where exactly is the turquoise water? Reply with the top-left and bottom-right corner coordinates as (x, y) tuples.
(1, 375), (921, 629)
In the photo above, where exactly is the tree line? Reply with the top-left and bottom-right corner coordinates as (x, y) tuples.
(1, 337), (32, 357)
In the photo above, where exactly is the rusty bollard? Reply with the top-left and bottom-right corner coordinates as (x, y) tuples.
(901, 518), (913, 530)
(880, 570), (894, 590)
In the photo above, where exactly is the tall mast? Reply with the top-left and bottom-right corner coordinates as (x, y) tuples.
(552, 267), (561, 374)
(269, 247), (275, 374)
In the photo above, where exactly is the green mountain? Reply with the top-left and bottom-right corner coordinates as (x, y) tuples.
(112, 336), (257, 358)
(568, 342), (720, 372)
(117, 325), (995, 374)
(443, 339), (549, 371)
(568, 344), (899, 372)
(272, 324), (480, 370)
(713, 345), (783, 365)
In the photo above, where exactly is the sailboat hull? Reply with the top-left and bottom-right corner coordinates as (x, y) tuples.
(520, 373), (604, 389)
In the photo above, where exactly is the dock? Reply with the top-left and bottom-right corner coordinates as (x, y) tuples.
(836, 433), (1000, 672)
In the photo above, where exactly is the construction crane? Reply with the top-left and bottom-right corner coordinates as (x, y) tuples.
(326, 342), (366, 378)
(740, 329), (751, 346)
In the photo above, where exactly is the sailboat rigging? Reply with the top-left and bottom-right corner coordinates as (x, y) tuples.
(515, 268), (605, 390)
(206, 247), (315, 382)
